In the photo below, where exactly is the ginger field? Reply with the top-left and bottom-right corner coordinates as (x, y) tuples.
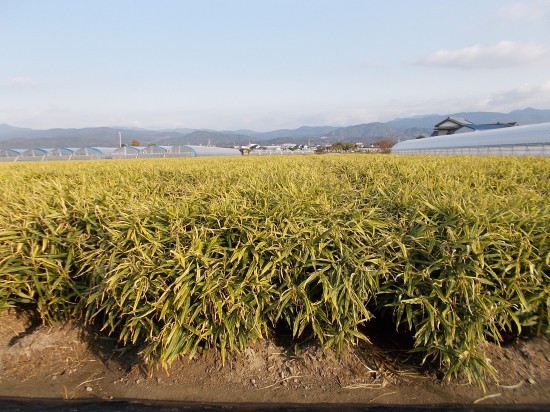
(0, 154), (548, 387)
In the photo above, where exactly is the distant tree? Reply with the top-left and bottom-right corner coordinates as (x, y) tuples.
(329, 142), (355, 152)
(131, 139), (141, 146)
(373, 138), (395, 154)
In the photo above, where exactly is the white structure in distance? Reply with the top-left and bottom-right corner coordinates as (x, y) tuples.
(392, 122), (550, 157)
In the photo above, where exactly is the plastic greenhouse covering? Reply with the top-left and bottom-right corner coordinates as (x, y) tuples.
(0, 144), (243, 161)
(23, 148), (51, 156)
(0, 149), (25, 161)
(139, 145), (171, 155)
(392, 122), (550, 156)
(72, 147), (119, 159)
(8, 148), (52, 161)
(112, 146), (142, 158)
(48, 147), (77, 156)
(42, 147), (77, 161)
(169, 145), (241, 157)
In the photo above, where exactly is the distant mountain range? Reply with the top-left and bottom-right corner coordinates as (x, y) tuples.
(1, 107), (549, 149)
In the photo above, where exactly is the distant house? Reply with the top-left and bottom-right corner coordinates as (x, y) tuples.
(430, 117), (518, 137)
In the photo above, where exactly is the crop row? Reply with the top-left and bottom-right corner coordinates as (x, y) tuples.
(0, 155), (548, 387)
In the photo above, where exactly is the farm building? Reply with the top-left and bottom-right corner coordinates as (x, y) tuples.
(168, 145), (241, 157)
(392, 122), (550, 156)
(430, 117), (518, 136)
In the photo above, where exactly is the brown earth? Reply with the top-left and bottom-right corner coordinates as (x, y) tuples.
(1, 309), (549, 407)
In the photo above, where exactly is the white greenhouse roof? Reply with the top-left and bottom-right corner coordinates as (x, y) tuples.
(393, 122), (550, 153)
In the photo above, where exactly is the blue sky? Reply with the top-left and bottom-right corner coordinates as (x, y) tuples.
(1, 0), (549, 131)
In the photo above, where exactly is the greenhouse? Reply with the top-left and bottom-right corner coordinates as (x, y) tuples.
(250, 148), (315, 156)
(392, 122), (550, 156)
(0, 149), (25, 162)
(168, 145), (241, 157)
(20, 148), (52, 161)
(112, 146), (142, 159)
(139, 144), (171, 157)
(72, 147), (119, 160)
(46, 147), (77, 161)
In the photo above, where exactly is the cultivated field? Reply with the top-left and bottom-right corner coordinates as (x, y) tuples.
(1, 154), (548, 388)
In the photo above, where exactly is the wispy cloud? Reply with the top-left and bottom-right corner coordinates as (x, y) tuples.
(0, 105), (61, 128)
(3, 81), (549, 130)
(484, 81), (550, 110)
(9, 76), (37, 86)
(352, 81), (550, 122)
(498, 0), (550, 23)
(418, 41), (550, 69)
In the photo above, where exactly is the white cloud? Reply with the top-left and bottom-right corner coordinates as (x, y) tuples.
(9, 76), (36, 86)
(419, 41), (550, 69)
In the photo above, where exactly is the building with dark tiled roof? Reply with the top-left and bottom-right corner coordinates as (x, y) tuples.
(430, 117), (518, 137)
(392, 121), (550, 157)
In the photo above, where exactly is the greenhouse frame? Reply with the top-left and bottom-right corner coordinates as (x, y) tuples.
(112, 146), (142, 159)
(0, 143), (315, 162)
(46, 147), (77, 161)
(168, 145), (241, 157)
(0, 149), (25, 162)
(250, 148), (315, 156)
(139, 144), (171, 157)
(0, 145), (244, 161)
(72, 147), (119, 160)
(20, 148), (52, 161)
(392, 122), (550, 156)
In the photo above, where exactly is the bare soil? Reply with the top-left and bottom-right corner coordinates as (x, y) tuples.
(1, 309), (549, 407)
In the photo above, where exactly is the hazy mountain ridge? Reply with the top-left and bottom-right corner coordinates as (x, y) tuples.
(236, 126), (340, 140)
(1, 108), (549, 149)
(163, 131), (254, 146)
(0, 127), (193, 149)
